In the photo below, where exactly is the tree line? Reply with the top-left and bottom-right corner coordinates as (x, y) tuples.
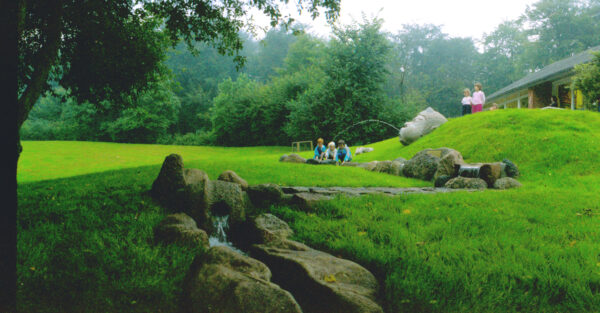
(20, 0), (600, 147)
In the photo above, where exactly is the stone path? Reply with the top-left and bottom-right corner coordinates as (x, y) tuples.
(281, 186), (479, 197)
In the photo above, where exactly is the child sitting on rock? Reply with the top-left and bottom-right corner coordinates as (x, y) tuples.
(313, 138), (327, 161)
(335, 140), (352, 165)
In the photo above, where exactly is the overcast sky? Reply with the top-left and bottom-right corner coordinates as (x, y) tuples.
(249, 0), (539, 42)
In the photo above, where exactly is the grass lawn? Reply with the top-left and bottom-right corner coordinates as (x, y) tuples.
(17, 109), (600, 312)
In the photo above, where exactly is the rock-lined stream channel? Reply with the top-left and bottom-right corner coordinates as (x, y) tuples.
(150, 150), (520, 313)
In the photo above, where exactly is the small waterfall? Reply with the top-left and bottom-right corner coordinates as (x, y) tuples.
(458, 165), (481, 178)
(209, 215), (245, 254)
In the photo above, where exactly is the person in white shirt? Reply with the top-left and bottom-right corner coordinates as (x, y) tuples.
(462, 88), (472, 116)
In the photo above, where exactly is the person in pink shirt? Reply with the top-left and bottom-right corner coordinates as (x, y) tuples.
(471, 82), (485, 113)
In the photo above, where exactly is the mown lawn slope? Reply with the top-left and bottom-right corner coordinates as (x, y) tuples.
(17, 109), (600, 312)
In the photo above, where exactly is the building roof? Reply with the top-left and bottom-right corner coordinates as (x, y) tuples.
(488, 45), (600, 102)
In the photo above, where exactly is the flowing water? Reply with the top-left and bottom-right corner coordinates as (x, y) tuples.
(333, 119), (401, 141)
(208, 215), (245, 254)
(458, 165), (481, 178)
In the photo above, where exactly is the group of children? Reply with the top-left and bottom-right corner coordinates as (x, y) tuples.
(461, 82), (486, 115)
(312, 138), (352, 165)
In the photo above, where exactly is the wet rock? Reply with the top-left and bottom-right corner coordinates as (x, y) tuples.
(493, 177), (522, 189)
(217, 170), (248, 190)
(251, 239), (383, 313)
(232, 214), (295, 249)
(206, 180), (247, 225)
(279, 154), (307, 164)
(185, 246), (302, 313)
(399, 107), (447, 145)
(154, 213), (209, 249)
(445, 177), (487, 190)
(290, 192), (333, 212)
(247, 184), (285, 208)
(355, 147), (374, 155)
(502, 159), (520, 177)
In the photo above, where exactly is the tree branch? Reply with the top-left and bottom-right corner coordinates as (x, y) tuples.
(17, 1), (62, 129)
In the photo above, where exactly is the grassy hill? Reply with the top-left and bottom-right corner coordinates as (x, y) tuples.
(17, 109), (600, 312)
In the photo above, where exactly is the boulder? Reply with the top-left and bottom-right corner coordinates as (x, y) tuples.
(493, 177), (522, 189)
(247, 184), (285, 208)
(217, 170), (248, 190)
(185, 246), (302, 313)
(479, 162), (505, 188)
(502, 159), (520, 177)
(434, 150), (465, 180)
(251, 239), (383, 313)
(154, 213), (209, 249)
(151, 154), (212, 229)
(357, 161), (378, 171)
(290, 192), (333, 212)
(403, 148), (458, 181)
(231, 214), (294, 249)
(372, 160), (394, 174)
(306, 158), (321, 165)
(399, 107), (447, 145)
(393, 157), (407, 164)
(390, 161), (405, 176)
(445, 177), (487, 190)
(206, 180), (247, 226)
(280, 154), (307, 164)
(434, 175), (452, 188)
(355, 147), (374, 155)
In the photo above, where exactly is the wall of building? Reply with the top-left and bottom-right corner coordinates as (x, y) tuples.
(528, 81), (553, 108)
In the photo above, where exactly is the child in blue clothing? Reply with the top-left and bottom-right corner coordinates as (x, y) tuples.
(313, 138), (327, 160)
(335, 140), (352, 164)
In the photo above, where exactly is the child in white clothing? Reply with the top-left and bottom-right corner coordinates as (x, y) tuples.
(461, 88), (472, 116)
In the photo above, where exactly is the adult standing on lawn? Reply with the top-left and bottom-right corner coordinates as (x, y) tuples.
(471, 83), (486, 113)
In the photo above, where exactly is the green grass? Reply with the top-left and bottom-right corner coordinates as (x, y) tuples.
(17, 109), (600, 312)
(18, 141), (428, 187)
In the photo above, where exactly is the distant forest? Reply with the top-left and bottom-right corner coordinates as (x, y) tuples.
(21, 0), (600, 146)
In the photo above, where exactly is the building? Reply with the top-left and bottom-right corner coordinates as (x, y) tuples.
(487, 45), (600, 110)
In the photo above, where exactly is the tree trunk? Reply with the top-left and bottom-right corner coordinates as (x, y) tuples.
(17, 1), (63, 132)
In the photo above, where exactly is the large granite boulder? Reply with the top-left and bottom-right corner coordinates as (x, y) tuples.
(151, 154), (212, 229)
(402, 148), (458, 181)
(399, 107), (447, 145)
(279, 154), (307, 164)
(493, 177), (522, 189)
(217, 170), (248, 190)
(154, 213), (209, 249)
(250, 239), (383, 313)
(445, 177), (487, 190)
(185, 246), (302, 313)
(206, 180), (247, 226)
